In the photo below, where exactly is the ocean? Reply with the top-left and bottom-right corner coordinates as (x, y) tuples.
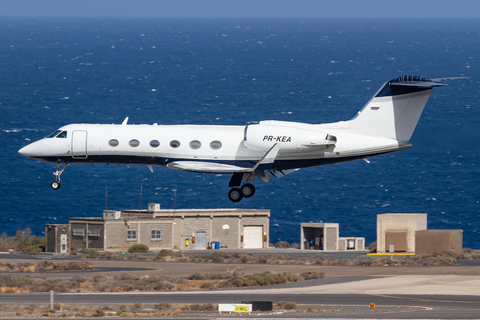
(1, 17), (479, 248)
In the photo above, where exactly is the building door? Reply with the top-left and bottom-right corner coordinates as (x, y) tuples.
(60, 234), (68, 253)
(243, 226), (263, 249)
(385, 232), (408, 252)
(72, 130), (88, 159)
(195, 232), (206, 249)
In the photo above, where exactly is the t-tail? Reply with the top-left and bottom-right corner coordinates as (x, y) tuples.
(347, 75), (468, 142)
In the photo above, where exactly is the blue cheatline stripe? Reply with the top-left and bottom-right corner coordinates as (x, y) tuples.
(34, 149), (398, 173)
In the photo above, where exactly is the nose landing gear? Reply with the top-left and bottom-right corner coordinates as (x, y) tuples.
(51, 162), (68, 190)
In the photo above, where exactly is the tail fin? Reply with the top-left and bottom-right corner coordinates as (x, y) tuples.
(347, 76), (462, 142)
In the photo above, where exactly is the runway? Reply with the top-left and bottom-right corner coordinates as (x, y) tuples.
(1, 254), (479, 318)
(1, 291), (479, 319)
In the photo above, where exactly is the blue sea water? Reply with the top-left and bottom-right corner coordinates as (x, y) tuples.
(1, 18), (480, 248)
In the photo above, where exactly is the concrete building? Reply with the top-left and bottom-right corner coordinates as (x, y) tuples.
(45, 224), (70, 254)
(376, 213), (427, 253)
(47, 204), (270, 253)
(415, 229), (463, 255)
(300, 223), (365, 251)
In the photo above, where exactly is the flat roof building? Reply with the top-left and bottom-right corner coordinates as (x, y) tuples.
(47, 204), (270, 253)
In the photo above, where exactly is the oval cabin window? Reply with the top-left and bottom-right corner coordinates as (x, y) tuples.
(109, 139), (119, 147)
(189, 140), (201, 149)
(170, 140), (180, 148)
(210, 140), (222, 150)
(150, 140), (160, 148)
(129, 139), (140, 147)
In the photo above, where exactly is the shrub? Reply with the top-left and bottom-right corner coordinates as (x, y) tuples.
(240, 255), (250, 263)
(131, 303), (142, 310)
(291, 242), (300, 249)
(188, 273), (206, 280)
(368, 241), (377, 252)
(92, 309), (105, 317)
(128, 244), (149, 253)
(157, 249), (172, 257)
(275, 241), (290, 248)
(277, 301), (297, 310)
(154, 303), (171, 310)
(301, 272), (326, 280)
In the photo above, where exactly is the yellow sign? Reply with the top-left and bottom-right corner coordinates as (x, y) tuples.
(369, 303), (376, 309)
(235, 306), (250, 313)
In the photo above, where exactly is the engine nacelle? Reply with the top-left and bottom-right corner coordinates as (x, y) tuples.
(244, 123), (336, 152)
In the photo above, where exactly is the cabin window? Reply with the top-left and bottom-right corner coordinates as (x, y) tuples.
(150, 140), (160, 148)
(47, 130), (62, 138)
(170, 140), (180, 148)
(151, 229), (163, 240)
(189, 140), (201, 149)
(109, 139), (119, 147)
(210, 140), (222, 150)
(126, 230), (138, 241)
(57, 131), (67, 138)
(129, 139), (140, 147)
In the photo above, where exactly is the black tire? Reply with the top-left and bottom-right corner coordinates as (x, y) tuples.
(51, 181), (61, 190)
(241, 183), (256, 198)
(228, 188), (243, 202)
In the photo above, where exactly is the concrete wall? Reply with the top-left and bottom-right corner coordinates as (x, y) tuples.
(377, 213), (427, 253)
(105, 220), (174, 251)
(212, 217), (239, 248)
(415, 229), (463, 255)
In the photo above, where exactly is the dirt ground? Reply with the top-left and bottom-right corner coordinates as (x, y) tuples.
(5, 258), (480, 280)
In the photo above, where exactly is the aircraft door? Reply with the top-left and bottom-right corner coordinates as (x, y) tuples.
(72, 130), (88, 159)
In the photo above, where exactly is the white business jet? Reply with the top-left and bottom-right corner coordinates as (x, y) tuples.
(19, 75), (466, 202)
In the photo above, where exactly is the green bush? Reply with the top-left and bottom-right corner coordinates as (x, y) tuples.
(128, 244), (149, 253)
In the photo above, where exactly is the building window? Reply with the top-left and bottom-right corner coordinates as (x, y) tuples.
(210, 140), (222, 150)
(150, 140), (160, 148)
(88, 229), (100, 237)
(72, 228), (85, 236)
(170, 140), (180, 148)
(129, 139), (140, 147)
(109, 139), (119, 147)
(126, 230), (138, 241)
(151, 229), (163, 240)
(189, 140), (201, 149)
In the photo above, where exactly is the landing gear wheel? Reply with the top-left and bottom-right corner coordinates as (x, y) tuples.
(228, 188), (243, 202)
(241, 183), (256, 198)
(51, 181), (61, 190)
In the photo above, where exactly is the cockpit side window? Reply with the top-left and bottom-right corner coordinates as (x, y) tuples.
(47, 130), (62, 138)
(57, 131), (67, 138)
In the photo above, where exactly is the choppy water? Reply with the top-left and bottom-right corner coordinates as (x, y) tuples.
(1, 18), (480, 248)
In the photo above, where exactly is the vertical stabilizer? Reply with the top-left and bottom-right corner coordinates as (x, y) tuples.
(347, 76), (448, 142)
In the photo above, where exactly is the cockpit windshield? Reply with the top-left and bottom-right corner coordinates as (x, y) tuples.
(46, 130), (67, 138)
(47, 130), (62, 138)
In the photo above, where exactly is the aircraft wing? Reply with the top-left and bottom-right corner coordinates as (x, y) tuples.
(166, 161), (255, 173)
(166, 143), (282, 173)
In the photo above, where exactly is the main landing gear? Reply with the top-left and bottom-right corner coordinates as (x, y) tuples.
(51, 162), (68, 190)
(228, 173), (256, 202)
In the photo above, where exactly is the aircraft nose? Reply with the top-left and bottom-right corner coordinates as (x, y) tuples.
(19, 142), (41, 158)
